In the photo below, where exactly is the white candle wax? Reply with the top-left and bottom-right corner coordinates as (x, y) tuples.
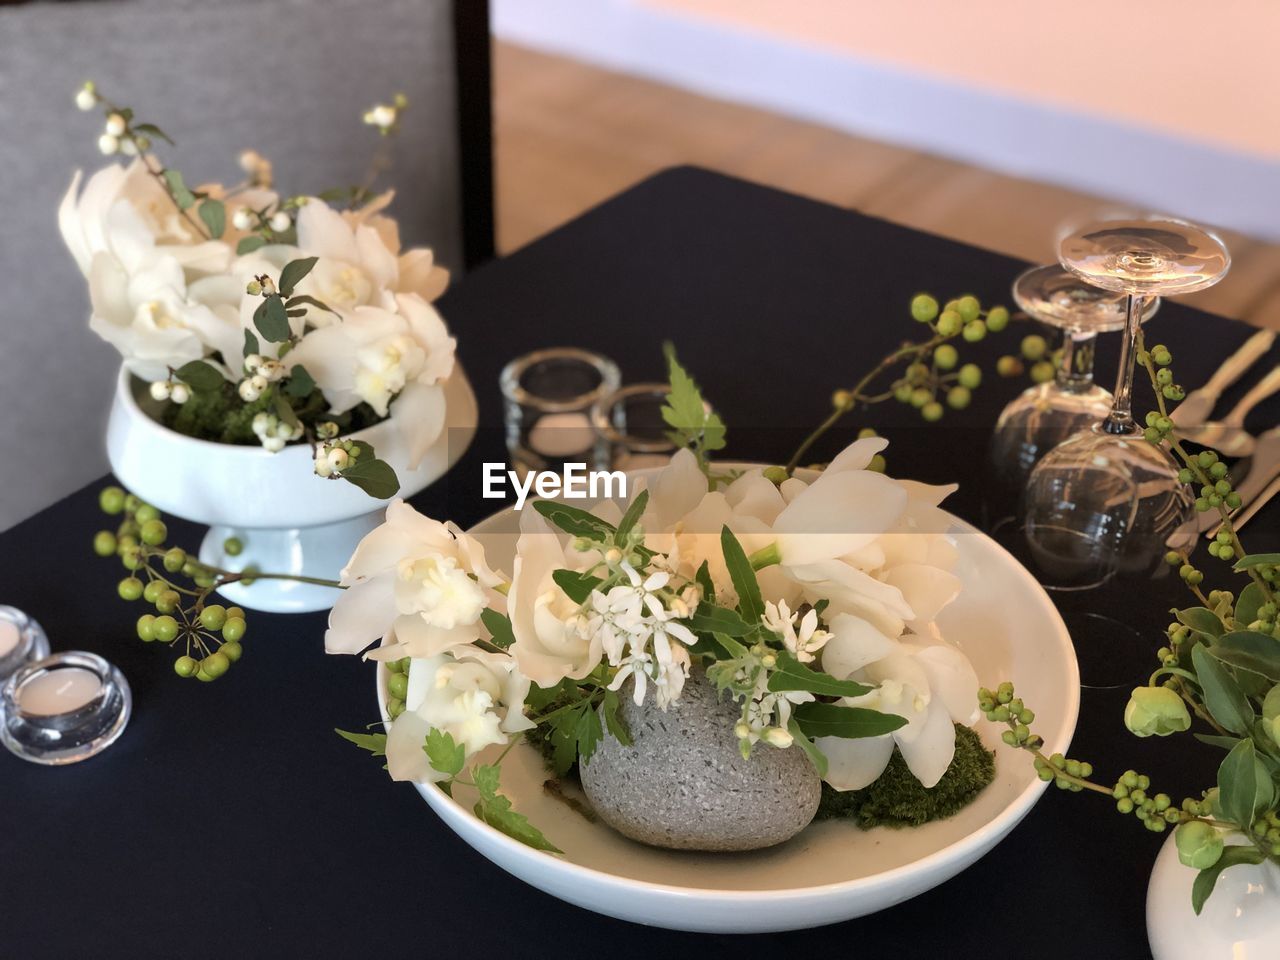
(18, 667), (103, 716)
(0, 619), (19, 658)
(529, 412), (595, 457)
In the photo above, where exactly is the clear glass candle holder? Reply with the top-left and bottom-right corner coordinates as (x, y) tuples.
(1, 651), (132, 765)
(0, 605), (51, 683)
(591, 383), (678, 472)
(500, 347), (621, 479)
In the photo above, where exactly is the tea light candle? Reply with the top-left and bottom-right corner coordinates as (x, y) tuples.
(529, 412), (595, 457)
(0, 619), (18, 658)
(18, 666), (103, 716)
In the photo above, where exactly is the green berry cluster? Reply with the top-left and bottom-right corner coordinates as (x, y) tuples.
(1112, 770), (1183, 833)
(993, 332), (1060, 384)
(1137, 343), (1185, 402)
(891, 293), (997, 422)
(1249, 809), (1280, 857)
(384, 657), (413, 718)
(94, 486), (249, 680)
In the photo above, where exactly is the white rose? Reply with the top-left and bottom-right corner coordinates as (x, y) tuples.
(325, 499), (504, 659)
(508, 510), (604, 687)
(385, 648), (534, 783)
(286, 293), (456, 468)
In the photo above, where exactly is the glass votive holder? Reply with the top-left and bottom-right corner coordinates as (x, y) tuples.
(500, 347), (621, 479)
(0, 605), (51, 682)
(591, 383), (679, 471)
(2, 651), (132, 765)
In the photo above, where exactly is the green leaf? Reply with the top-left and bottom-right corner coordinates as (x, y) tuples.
(472, 764), (562, 854)
(547, 715), (578, 777)
(278, 256), (319, 297)
(480, 608), (516, 650)
(1194, 733), (1243, 751)
(1210, 631), (1280, 684)
(161, 169), (196, 209)
(1193, 645), (1255, 735)
(531, 500), (617, 541)
(242, 329), (259, 359)
(552, 569), (603, 604)
(132, 122), (174, 145)
(237, 235), (266, 255)
(1234, 583), (1266, 630)
(711, 631), (750, 660)
(1234, 553), (1280, 571)
(1191, 845), (1266, 915)
(198, 198), (225, 238)
(272, 392), (300, 431)
(792, 701), (909, 739)
(253, 295), (291, 342)
(768, 652), (875, 699)
(285, 364), (316, 398)
(601, 690), (631, 746)
(720, 526), (763, 626)
(424, 729), (465, 778)
(341, 458), (401, 500)
(575, 704), (604, 766)
(174, 360), (225, 394)
(1217, 738), (1274, 830)
(285, 293), (338, 315)
(335, 728), (386, 757)
(614, 489), (649, 543)
(661, 343), (726, 453)
(695, 560), (716, 605)
(786, 718), (828, 778)
(688, 602), (754, 637)
(1178, 607), (1225, 639)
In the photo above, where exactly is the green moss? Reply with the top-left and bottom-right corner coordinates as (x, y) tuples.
(163, 383), (269, 445)
(814, 723), (995, 828)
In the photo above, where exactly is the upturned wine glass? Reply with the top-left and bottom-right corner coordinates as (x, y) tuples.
(990, 264), (1159, 489)
(1023, 218), (1230, 584)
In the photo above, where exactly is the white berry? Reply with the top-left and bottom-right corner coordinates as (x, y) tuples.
(327, 448), (350, 471)
(105, 113), (126, 137)
(238, 379), (261, 402)
(231, 208), (254, 232)
(149, 381), (171, 401)
(98, 134), (119, 155)
(75, 87), (97, 111)
(244, 353), (263, 373)
(169, 383), (191, 405)
(269, 211), (291, 233)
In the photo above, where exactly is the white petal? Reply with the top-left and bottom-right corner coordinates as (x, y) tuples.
(324, 572), (395, 654)
(913, 643), (981, 725)
(820, 613), (899, 679)
(385, 711), (440, 783)
(883, 563), (962, 625)
(824, 436), (890, 474)
(817, 734), (896, 791)
(392, 613), (481, 658)
(774, 471), (908, 565)
(390, 380), (446, 470)
(894, 700), (957, 789)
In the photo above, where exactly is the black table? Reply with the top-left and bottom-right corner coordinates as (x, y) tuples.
(4, 168), (1278, 959)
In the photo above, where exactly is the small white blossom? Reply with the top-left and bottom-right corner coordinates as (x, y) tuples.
(97, 134), (119, 155)
(104, 113), (126, 137)
(149, 380), (171, 401)
(762, 600), (831, 664)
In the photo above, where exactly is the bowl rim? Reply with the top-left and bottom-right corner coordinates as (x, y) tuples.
(381, 464), (1080, 901)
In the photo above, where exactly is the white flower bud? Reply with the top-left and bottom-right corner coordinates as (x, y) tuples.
(231, 208), (254, 232)
(314, 455), (334, 478)
(149, 380), (171, 401)
(604, 547), (623, 566)
(327, 448), (350, 471)
(238, 379), (261, 402)
(249, 374), (269, 392)
(105, 113), (126, 137)
(734, 721), (751, 739)
(262, 436), (285, 453)
(169, 383), (191, 405)
(97, 134), (119, 155)
(244, 353), (263, 372)
(75, 86), (97, 111)
(763, 727), (793, 749)
(269, 211), (291, 233)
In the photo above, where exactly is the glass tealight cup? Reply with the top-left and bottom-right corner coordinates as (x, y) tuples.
(0, 605), (51, 683)
(500, 347), (621, 479)
(591, 383), (679, 472)
(1, 651), (132, 765)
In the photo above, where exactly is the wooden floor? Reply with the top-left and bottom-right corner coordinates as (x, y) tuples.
(492, 43), (1280, 330)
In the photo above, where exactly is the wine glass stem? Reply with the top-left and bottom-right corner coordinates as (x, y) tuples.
(1104, 293), (1145, 435)
(1056, 331), (1096, 392)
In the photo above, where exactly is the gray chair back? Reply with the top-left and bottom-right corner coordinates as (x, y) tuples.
(0, 0), (492, 529)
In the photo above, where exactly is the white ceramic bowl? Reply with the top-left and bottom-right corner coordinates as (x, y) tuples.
(106, 366), (477, 612)
(376, 469), (1079, 932)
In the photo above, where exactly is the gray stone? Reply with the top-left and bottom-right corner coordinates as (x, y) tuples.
(580, 668), (821, 851)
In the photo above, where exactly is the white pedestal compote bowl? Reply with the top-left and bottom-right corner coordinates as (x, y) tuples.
(106, 366), (477, 613)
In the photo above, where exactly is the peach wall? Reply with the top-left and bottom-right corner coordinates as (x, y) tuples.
(642, 0), (1280, 159)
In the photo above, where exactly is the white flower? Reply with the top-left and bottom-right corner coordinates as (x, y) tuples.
(762, 600), (830, 663)
(385, 648), (534, 784)
(587, 585), (645, 666)
(508, 510), (604, 687)
(325, 499), (504, 659)
(286, 294), (456, 469)
(817, 618), (980, 790)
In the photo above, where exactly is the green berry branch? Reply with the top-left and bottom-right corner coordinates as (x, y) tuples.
(92, 485), (343, 681)
(986, 339), (1280, 914)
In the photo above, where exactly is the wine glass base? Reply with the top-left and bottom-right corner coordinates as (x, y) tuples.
(990, 382), (1114, 490)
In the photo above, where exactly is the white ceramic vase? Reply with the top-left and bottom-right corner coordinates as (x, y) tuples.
(1147, 834), (1280, 959)
(105, 366), (478, 613)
